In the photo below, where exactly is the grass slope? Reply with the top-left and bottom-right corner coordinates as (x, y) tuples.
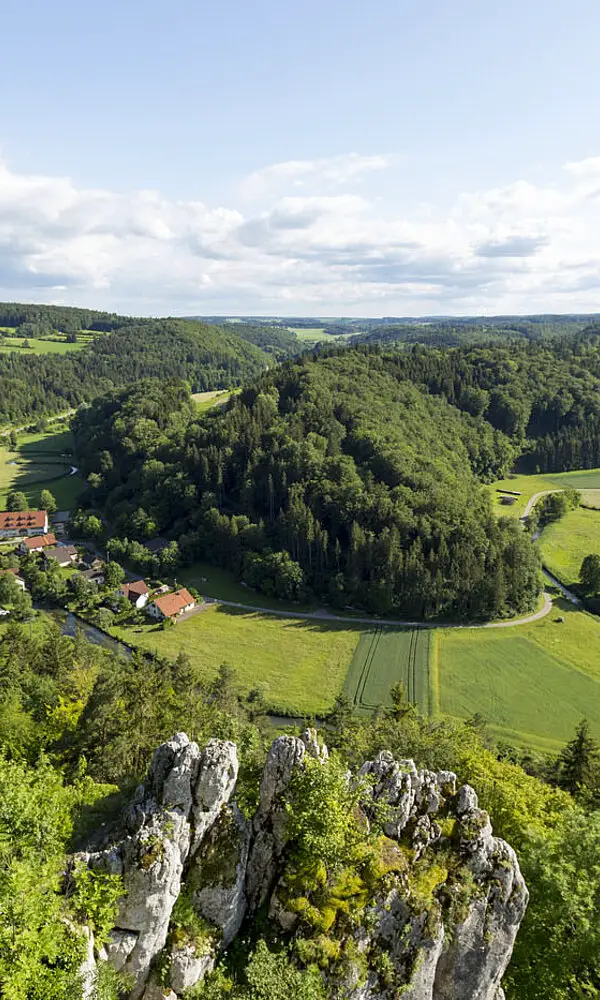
(490, 467), (600, 518)
(111, 606), (360, 716)
(191, 390), (236, 414)
(436, 599), (600, 748)
(343, 628), (431, 714)
(0, 428), (83, 510)
(538, 506), (600, 586)
(0, 337), (86, 355)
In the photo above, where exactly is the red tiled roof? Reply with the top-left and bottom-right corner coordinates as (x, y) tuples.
(22, 532), (56, 550)
(0, 510), (47, 531)
(0, 568), (18, 576)
(152, 588), (195, 618)
(121, 580), (149, 600)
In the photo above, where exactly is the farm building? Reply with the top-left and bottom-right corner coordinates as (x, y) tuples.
(119, 580), (150, 609)
(144, 537), (170, 555)
(18, 532), (57, 554)
(0, 510), (48, 538)
(43, 545), (79, 568)
(77, 568), (106, 586)
(146, 587), (195, 621)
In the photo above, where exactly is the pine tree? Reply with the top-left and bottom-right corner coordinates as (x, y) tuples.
(557, 719), (600, 805)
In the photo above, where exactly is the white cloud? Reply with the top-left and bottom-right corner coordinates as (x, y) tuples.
(2, 154), (600, 314)
(240, 153), (393, 201)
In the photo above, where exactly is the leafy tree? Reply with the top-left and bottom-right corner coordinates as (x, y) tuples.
(507, 810), (600, 999)
(11, 590), (33, 621)
(39, 489), (57, 515)
(7, 490), (28, 512)
(8, 430), (17, 450)
(0, 572), (21, 605)
(579, 553), (600, 594)
(103, 561), (125, 590)
(285, 752), (369, 875)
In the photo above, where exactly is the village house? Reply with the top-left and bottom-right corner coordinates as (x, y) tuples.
(144, 537), (170, 556)
(146, 587), (195, 621)
(18, 532), (57, 554)
(119, 580), (150, 609)
(77, 567), (106, 586)
(0, 510), (48, 539)
(43, 544), (79, 568)
(0, 568), (26, 590)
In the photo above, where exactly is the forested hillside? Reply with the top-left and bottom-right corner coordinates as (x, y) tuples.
(73, 351), (539, 620)
(0, 314), (268, 423)
(371, 332), (600, 471)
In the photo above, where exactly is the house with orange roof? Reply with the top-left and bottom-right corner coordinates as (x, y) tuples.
(18, 532), (57, 554)
(146, 587), (195, 621)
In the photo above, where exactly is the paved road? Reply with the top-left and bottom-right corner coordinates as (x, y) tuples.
(520, 489), (561, 520)
(202, 593), (554, 630)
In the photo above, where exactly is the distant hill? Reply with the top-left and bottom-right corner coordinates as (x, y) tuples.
(0, 306), (268, 424)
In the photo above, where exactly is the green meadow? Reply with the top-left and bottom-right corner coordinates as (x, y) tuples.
(111, 605), (361, 716)
(538, 505), (600, 586)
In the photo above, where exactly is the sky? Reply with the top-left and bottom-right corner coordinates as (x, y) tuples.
(2, 0), (600, 317)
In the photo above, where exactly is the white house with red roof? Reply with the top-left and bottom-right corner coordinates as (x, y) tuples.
(146, 587), (195, 621)
(18, 532), (57, 554)
(0, 510), (48, 539)
(119, 580), (150, 609)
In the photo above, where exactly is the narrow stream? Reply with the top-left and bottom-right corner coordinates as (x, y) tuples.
(541, 569), (581, 605)
(58, 611), (132, 657)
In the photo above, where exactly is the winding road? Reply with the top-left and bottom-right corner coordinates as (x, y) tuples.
(195, 490), (581, 629)
(200, 591), (554, 630)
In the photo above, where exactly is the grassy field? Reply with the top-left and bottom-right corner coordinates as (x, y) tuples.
(191, 390), (236, 414)
(111, 605), (361, 716)
(435, 599), (600, 748)
(343, 628), (432, 714)
(0, 337), (86, 355)
(538, 506), (600, 586)
(288, 327), (326, 342)
(490, 467), (600, 517)
(0, 428), (83, 510)
(178, 561), (320, 612)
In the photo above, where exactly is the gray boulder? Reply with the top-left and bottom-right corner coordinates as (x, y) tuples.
(190, 803), (250, 946)
(245, 734), (307, 911)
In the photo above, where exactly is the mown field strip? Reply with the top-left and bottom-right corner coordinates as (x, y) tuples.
(343, 628), (431, 713)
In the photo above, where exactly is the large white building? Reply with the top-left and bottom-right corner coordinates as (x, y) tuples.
(0, 510), (49, 538)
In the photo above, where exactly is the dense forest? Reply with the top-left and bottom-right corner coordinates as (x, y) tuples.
(72, 353), (539, 620)
(0, 617), (598, 999)
(0, 315), (270, 424)
(73, 331), (600, 618)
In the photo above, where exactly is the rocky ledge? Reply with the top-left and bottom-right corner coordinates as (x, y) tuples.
(76, 731), (528, 999)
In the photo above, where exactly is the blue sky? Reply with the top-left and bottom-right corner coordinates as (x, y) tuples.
(2, 0), (600, 315)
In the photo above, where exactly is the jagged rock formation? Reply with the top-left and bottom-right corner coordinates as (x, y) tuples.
(78, 733), (528, 1000)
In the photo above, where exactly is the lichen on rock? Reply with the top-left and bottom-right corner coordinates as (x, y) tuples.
(76, 733), (528, 1000)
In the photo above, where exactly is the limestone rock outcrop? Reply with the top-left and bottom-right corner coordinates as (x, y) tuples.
(78, 734), (528, 1000)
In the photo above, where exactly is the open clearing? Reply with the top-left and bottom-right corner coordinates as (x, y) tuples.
(343, 628), (431, 714)
(111, 605), (361, 716)
(538, 506), (600, 586)
(191, 389), (236, 413)
(179, 561), (320, 612)
(0, 336), (86, 355)
(0, 428), (83, 509)
(490, 467), (600, 517)
(435, 599), (600, 748)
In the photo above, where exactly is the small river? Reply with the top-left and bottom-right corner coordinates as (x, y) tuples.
(57, 611), (132, 658)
